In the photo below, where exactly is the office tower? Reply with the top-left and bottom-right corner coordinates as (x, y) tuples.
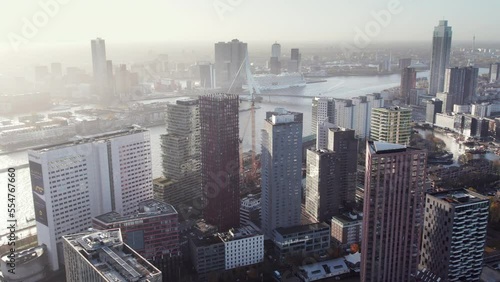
(429, 20), (452, 95)
(199, 63), (216, 89)
(361, 141), (427, 282)
(400, 67), (417, 103)
(352, 96), (369, 138)
(311, 97), (335, 138)
(316, 121), (336, 150)
(334, 99), (354, 129)
(93, 200), (180, 260)
(419, 189), (489, 281)
(313, 94), (383, 141)
(62, 228), (162, 282)
(272, 42), (281, 58)
(489, 63), (500, 83)
(444, 66), (478, 106)
(364, 93), (385, 137)
(91, 38), (109, 99)
(289, 48), (301, 72)
(370, 106), (412, 145)
(214, 39), (248, 89)
(398, 58), (412, 70)
(436, 92), (453, 113)
(115, 64), (135, 101)
(50, 62), (62, 77)
(270, 42), (282, 74)
(471, 102), (491, 118)
(157, 98), (201, 208)
(261, 109), (303, 239)
(426, 98), (443, 124)
(28, 126), (153, 270)
(305, 128), (358, 222)
(199, 94), (240, 231)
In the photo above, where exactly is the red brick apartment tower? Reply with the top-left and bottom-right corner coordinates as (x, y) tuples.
(361, 141), (427, 282)
(199, 93), (240, 231)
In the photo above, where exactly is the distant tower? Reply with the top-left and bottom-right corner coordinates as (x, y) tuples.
(289, 48), (301, 73)
(271, 42), (281, 58)
(91, 38), (110, 101)
(270, 42), (282, 75)
(261, 109), (303, 239)
(429, 20), (452, 96)
(199, 63), (216, 89)
(444, 66), (478, 106)
(400, 67), (417, 104)
(361, 141), (427, 282)
(425, 98), (443, 124)
(200, 94), (240, 231)
(214, 39), (248, 89)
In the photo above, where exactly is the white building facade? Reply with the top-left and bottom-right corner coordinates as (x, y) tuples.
(28, 126), (153, 271)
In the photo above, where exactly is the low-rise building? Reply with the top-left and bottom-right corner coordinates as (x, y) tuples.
(189, 226), (264, 274)
(240, 193), (261, 227)
(190, 234), (226, 274)
(219, 226), (264, 270)
(331, 212), (363, 246)
(274, 223), (330, 261)
(62, 228), (162, 282)
(297, 258), (350, 282)
(92, 199), (180, 260)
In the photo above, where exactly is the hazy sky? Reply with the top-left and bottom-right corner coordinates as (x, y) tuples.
(1, 0), (499, 46)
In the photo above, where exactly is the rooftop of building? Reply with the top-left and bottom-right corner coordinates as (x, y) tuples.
(265, 108), (303, 125)
(241, 193), (261, 207)
(29, 125), (147, 152)
(194, 219), (218, 234)
(368, 141), (422, 155)
(298, 258), (349, 280)
(430, 189), (489, 205)
(1, 244), (46, 265)
(373, 106), (412, 113)
(332, 212), (363, 225)
(175, 98), (198, 106)
(63, 228), (161, 281)
(302, 134), (317, 143)
(152, 176), (178, 186)
(190, 233), (224, 248)
(275, 222), (330, 236)
(199, 93), (238, 101)
(93, 200), (177, 224)
(218, 226), (262, 242)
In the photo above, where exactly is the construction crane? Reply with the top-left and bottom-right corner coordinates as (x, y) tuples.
(229, 50), (261, 187)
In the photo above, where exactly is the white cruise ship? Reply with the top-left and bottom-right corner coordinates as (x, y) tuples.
(244, 72), (306, 92)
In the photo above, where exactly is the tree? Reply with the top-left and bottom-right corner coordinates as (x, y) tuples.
(350, 243), (360, 254)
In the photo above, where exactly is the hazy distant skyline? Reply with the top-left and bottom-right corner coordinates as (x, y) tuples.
(2, 0), (500, 48)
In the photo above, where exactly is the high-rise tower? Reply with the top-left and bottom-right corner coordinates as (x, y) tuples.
(361, 141), (427, 282)
(199, 94), (240, 231)
(261, 109), (303, 238)
(429, 20), (452, 96)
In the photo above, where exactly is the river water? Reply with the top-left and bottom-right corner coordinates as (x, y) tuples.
(1, 69), (491, 236)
